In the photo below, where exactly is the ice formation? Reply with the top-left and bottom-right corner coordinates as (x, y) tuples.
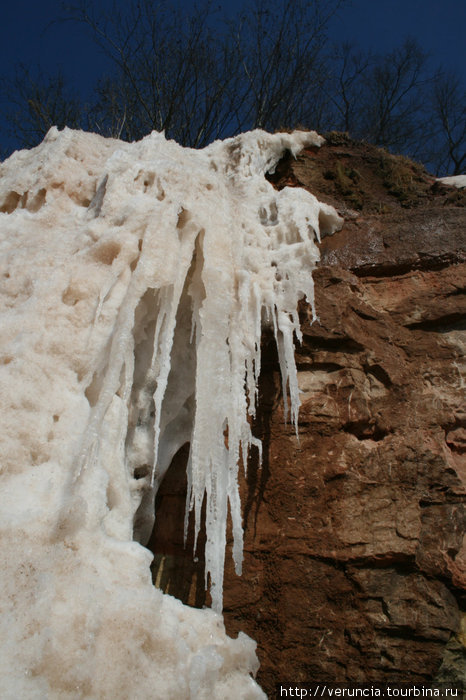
(437, 174), (466, 188)
(0, 127), (342, 697)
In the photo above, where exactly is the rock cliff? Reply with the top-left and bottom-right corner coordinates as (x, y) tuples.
(151, 135), (466, 694)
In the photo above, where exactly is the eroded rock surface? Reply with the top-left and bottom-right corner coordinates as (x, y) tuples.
(151, 136), (466, 695)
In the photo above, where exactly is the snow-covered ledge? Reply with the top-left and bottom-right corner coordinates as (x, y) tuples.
(436, 174), (466, 188)
(0, 128), (341, 697)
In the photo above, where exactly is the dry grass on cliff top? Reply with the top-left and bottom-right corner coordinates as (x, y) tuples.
(267, 131), (466, 214)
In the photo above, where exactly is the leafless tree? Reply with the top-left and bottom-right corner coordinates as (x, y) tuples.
(363, 39), (432, 153)
(428, 71), (466, 175)
(325, 42), (374, 134)
(227, 0), (343, 133)
(2, 65), (83, 149)
(62, 0), (245, 145)
(61, 0), (343, 144)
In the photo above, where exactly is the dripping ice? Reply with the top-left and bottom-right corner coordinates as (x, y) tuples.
(73, 127), (342, 611)
(0, 126), (342, 620)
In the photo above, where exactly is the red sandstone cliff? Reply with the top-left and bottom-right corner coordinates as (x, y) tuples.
(150, 135), (466, 695)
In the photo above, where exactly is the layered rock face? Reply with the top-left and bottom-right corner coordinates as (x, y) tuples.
(151, 137), (466, 694)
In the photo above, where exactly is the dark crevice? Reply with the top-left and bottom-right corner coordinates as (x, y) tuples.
(148, 444), (208, 609)
(442, 418), (466, 432)
(406, 314), (466, 332)
(342, 420), (390, 441)
(353, 307), (379, 321)
(381, 628), (450, 643)
(243, 337), (278, 537)
(296, 361), (344, 373)
(301, 336), (365, 353)
(364, 363), (392, 387)
(353, 258), (458, 278)
(419, 491), (465, 507)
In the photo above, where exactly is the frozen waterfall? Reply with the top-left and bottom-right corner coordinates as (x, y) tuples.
(0, 127), (341, 697)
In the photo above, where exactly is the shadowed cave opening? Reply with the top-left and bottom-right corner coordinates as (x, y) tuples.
(147, 442), (208, 609)
(125, 231), (211, 606)
(144, 334), (279, 610)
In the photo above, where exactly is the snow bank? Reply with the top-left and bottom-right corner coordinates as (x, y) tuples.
(436, 174), (466, 188)
(0, 127), (342, 698)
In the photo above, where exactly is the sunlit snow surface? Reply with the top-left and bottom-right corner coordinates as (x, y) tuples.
(0, 127), (342, 698)
(437, 174), (466, 188)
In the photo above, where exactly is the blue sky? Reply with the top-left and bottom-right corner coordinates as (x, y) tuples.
(332, 0), (465, 79)
(1, 0), (465, 154)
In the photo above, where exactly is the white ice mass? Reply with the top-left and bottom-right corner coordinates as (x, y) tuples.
(437, 174), (466, 188)
(0, 127), (342, 698)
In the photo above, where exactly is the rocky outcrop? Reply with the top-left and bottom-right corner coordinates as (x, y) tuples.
(150, 136), (466, 695)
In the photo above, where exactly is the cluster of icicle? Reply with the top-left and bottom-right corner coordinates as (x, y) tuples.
(70, 127), (342, 611)
(1, 127), (342, 617)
